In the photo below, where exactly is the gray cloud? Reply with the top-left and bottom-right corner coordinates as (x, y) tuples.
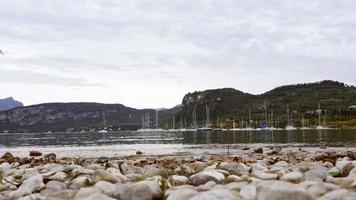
(1, 0), (356, 108)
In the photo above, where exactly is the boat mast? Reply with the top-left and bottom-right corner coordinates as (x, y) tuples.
(102, 111), (106, 129)
(318, 104), (321, 127)
(264, 100), (268, 126)
(248, 108), (251, 128)
(155, 110), (158, 129)
(206, 104), (210, 127)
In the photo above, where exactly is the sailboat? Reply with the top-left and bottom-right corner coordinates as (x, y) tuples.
(285, 105), (297, 130)
(316, 105), (331, 130)
(300, 114), (310, 130)
(197, 104), (214, 131)
(98, 111), (108, 133)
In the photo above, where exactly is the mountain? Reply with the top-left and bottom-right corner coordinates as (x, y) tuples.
(1, 80), (356, 132)
(0, 103), (157, 132)
(172, 80), (356, 128)
(0, 97), (23, 111)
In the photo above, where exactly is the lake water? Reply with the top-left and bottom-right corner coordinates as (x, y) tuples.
(1, 129), (356, 157)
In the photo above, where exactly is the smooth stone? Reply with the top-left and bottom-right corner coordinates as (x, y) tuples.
(49, 171), (67, 181)
(318, 189), (356, 200)
(347, 167), (356, 180)
(257, 180), (313, 200)
(29, 150), (42, 157)
(190, 189), (241, 200)
(76, 193), (115, 200)
(253, 171), (278, 180)
(272, 161), (289, 168)
(240, 185), (257, 200)
(8, 175), (45, 199)
(307, 183), (329, 198)
(0, 162), (11, 171)
(1, 152), (15, 163)
(120, 163), (137, 175)
(87, 163), (105, 170)
(328, 167), (340, 177)
(224, 182), (249, 192)
(136, 176), (163, 199)
(70, 176), (92, 189)
(92, 169), (123, 183)
(221, 162), (248, 176)
(169, 175), (189, 186)
(250, 163), (268, 172)
(46, 180), (68, 191)
(44, 163), (64, 173)
(106, 167), (129, 182)
(114, 183), (153, 200)
(335, 160), (354, 176)
(166, 188), (198, 200)
(73, 187), (109, 200)
(226, 175), (244, 183)
(190, 171), (225, 186)
(305, 167), (328, 182)
(197, 181), (217, 191)
(280, 172), (304, 183)
(17, 193), (43, 200)
(324, 162), (334, 168)
(94, 181), (116, 196)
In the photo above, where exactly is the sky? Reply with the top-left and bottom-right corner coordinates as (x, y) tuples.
(1, 0), (356, 109)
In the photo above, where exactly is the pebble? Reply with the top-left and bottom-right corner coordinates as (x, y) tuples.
(280, 172), (304, 183)
(190, 170), (225, 186)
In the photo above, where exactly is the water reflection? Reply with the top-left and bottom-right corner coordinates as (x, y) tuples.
(0, 129), (355, 148)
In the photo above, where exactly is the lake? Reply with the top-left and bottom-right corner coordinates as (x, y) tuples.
(1, 129), (356, 157)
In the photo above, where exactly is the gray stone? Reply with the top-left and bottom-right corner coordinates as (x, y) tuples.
(46, 180), (68, 191)
(94, 181), (116, 196)
(318, 189), (356, 200)
(221, 162), (248, 176)
(335, 160), (354, 176)
(280, 172), (304, 183)
(305, 167), (328, 182)
(328, 167), (340, 177)
(166, 188), (198, 200)
(190, 189), (241, 200)
(169, 175), (189, 186)
(240, 185), (257, 200)
(226, 175), (244, 183)
(253, 171), (278, 180)
(140, 165), (165, 177)
(114, 183), (153, 200)
(257, 180), (313, 200)
(190, 171), (225, 186)
(8, 175), (45, 199)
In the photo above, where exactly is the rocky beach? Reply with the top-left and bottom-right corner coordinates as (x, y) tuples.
(1, 146), (356, 200)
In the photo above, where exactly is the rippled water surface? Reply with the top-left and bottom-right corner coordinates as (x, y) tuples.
(1, 129), (356, 148)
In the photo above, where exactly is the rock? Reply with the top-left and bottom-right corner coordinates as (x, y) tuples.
(253, 147), (263, 154)
(136, 151), (143, 155)
(49, 171), (67, 181)
(169, 175), (189, 186)
(257, 180), (313, 200)
(305, 167), (328, 182)
(347, 167), (356, 180)
(335, 159), (354, 176)
(44, 163), (64, 173)
(106, 167), (129, 182)
(70, 176), (92, 189)
(197, 181), (217, 191)
(94, 181), (116, 196)
(324, 162), (334, 168)
(46, 180), (67, 191)
(76, 193), (116, 200)
(271, 161), (289, 169)
(97, 157), (109, 164)
(73, 187), (102, 200)
(318, 189), (356, 200)
(221, 162), (248, 176)
(250, 163), (268, 172)
(8, 175), (45, 199)
(1, 152), (15, 163)
(253, 171), (278, 180)
(44, 153), (56, 163)
(136, 176), (163, 199)
(328, 167), (340, 177)
(92, 169), (123, 183)
(0, 162), (11, 172)
(120, 163), (137, 175)
(190, 189), (241, 200)
(87, 163), (105, 170)
(114, 183), (153, 200)
(29, 150), (42, 157)
(190, 161), (207, 173)
(17, 193), (43, 200)
(166, 188), (198, 200)
(140, 165), (165, 177)
(226, 175), (244, 183)
(240, 185), (257, 200)
(190, 171), (225, 186)
(280, 172), (304, 183)
(40, 189), (77, 199)
(307, 183), (328, 198)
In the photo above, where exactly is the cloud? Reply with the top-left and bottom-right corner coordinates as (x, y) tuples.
(1, 0), (356, 108)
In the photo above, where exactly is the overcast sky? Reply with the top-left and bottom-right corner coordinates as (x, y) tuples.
(1, 0), (356, 108)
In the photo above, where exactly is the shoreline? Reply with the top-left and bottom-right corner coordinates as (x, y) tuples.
(1, 146), (356, 199)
